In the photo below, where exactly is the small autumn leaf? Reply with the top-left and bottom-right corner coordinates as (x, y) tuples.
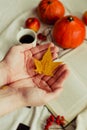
(34, 47), (62, 76)
(34, 58), (42, 74)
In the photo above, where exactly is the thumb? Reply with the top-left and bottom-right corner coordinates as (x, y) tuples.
(21, 44), (33, 51)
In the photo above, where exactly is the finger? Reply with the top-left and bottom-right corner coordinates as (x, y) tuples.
(33, 74), (44, 79)
(41, 75), (51, 82)
(28, 69), (37, 77)
(42, 64), (64, 82)
(52, 52), (58, 60)
(47, 64), (67, 86)
(33, 47), (58, 60)
(51, 69), (69, 90)
(24, 50), (32, 63)
(27, 64), (37, 77)
(32, 77), (52, 92)
(20, 44), (33, 51)
(30, 43), (56, 55)
(26, 56), (38, 77)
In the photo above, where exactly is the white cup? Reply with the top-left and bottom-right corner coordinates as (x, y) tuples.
(17, 28), (37, 47)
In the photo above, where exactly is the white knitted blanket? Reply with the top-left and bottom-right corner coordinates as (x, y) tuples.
(0, 0), (87, 130)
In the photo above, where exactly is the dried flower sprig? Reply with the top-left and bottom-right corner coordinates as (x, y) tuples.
(37, 33), (47, 41)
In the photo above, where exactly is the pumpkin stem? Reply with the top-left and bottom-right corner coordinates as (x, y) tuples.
(67, 16), (74, 22)
(48, 1), (51, 4)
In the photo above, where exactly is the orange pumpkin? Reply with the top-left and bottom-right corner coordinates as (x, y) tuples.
(52, 15), (86, 49)
(37, 0), (65, 25)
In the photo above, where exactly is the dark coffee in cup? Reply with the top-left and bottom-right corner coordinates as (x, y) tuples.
(17, 28), (37, 47)
(19, 34), (34, 44)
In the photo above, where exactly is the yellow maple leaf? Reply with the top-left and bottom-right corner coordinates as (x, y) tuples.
(34, 47), (62, 76)
(33, 58), (42, 74)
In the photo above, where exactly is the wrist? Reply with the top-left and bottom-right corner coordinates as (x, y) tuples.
(0, 61), (9, 86)
(0, 86), (24, 116)
(18, 88), (28, 107)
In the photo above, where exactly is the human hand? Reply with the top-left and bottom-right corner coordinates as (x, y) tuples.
(9, 64), (69, 106)
(3, 43), (58, 84)
(0, 63), (69, 116)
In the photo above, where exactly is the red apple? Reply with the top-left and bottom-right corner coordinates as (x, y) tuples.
(25, 17), (40, 32)
(82, 11), (87, 25)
